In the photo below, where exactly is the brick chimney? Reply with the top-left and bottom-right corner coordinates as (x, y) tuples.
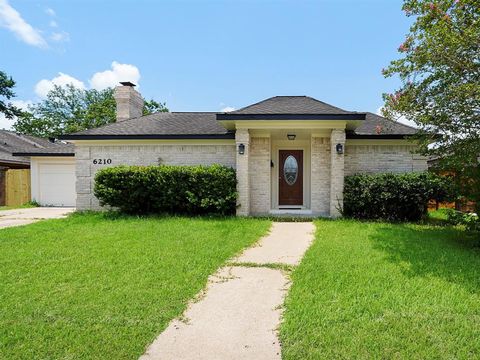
(113, 81), (144, 121)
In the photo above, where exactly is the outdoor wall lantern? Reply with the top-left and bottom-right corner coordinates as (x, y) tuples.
(238, 143), (245, 155)
(287, 133), (296, 141)
(336, 143), (344, 154)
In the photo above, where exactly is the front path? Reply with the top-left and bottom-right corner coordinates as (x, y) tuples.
(140, 222), (315, 360)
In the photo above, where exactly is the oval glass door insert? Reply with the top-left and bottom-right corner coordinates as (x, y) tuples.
(284, 155), (298, 185)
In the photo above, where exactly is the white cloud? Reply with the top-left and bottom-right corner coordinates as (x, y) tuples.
(376, 107), (417, 128)
(49, 20), (57, 27)
(0, 0), (47, 48)
(221, 106), (235, 112)
(50, 31), (69, 42)
(89, 61), (141, 90)
(45, 8), (55, 17)
(0, 99), (32, 130)
(34, 72), (85, 98)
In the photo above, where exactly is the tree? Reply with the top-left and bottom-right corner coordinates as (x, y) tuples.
(0, 70), (22, 120)
(382, 0), (480, 210)
(14, 85), (168, 138)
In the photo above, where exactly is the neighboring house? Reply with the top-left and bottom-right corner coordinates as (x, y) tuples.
(15, 82), (427, 215)
(0, 130), (57, 169)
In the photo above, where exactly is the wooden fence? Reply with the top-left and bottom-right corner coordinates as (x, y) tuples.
(3, 169), (31, 207)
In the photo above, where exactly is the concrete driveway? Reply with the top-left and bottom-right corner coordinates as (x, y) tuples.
(0, 207), (75, 229)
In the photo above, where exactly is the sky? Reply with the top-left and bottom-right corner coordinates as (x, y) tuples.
(0, 0), (413, 130)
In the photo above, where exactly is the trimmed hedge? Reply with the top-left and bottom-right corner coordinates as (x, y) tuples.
(343, 172), (453, 221)
(94, 164), (237, 215)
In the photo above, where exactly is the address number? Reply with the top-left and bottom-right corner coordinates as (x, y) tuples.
(93, 158), (112, 165)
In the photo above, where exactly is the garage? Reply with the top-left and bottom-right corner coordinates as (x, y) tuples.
(30, 157), (76, 207)
(38, 163), (76, 206)
(11, 145), (76, 208)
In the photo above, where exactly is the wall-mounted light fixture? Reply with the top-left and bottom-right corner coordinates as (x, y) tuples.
(336, 143), (344, 154)
(287, 133), (296, 141)
(238, 143), (245, 155)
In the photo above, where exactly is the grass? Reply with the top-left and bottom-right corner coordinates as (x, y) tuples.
(0, 212), (270, 359)
(280, 219), (480, 359)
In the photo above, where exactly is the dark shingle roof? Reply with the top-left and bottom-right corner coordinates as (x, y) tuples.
(13, 143), (74, 156)
(230, 96), (355, 114)
(60, 98), (418, 140)
(62, 112), (234, 139)
(350, 112), (417, 137)
(0, 130), (74, 158)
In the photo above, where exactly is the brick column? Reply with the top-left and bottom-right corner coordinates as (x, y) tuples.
(330, 129), (346, 217)
(235, 128), (250, 216)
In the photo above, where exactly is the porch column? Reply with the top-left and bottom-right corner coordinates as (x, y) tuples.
(235, 128), (250, 216)
(330, 129), (346, 217)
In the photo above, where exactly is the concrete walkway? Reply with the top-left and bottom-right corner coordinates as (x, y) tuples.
(140, 221), (315, 360)
(0, 207), (75, 229)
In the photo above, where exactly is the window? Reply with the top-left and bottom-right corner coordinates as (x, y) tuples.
(284, 155), (298, 185)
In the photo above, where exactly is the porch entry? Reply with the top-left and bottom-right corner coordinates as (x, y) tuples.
(278, 150), (303, 206)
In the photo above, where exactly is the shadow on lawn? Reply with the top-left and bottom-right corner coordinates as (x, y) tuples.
(370, 224), (480, 294)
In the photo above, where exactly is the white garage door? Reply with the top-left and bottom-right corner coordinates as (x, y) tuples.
(38, 163), (76, 206)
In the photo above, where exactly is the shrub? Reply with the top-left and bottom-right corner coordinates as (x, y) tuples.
(445, 209), (479, 232)
(94, 164), (237, 215)
(342, 172), (454, 221)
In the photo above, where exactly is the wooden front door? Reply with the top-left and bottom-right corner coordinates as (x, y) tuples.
(279, 150), (303, 206)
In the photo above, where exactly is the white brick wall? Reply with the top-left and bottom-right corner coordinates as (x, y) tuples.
(249, 137), (271, 215)
(75, 144), (236, 210)
(310, 137), (330, 215)
(344, 144), (428, 175)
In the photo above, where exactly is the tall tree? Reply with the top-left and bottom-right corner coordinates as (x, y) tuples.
(0, 70), (22, 120)
(14, 85), (168, 138)
(382, 0), (479, 209)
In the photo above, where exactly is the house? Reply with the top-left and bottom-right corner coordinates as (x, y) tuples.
(16, 82), (427, 215)
(0, 130), (74, 206)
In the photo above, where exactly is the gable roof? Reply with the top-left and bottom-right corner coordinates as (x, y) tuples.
(61, 112), (234, 140)
(0, 130), (74, 162)
(230, 96), (354, 115)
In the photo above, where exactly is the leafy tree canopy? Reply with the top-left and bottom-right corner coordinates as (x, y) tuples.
(14, 84), (168, 138)
(382, 0), (479, 208)
(0, 70), (23, 120)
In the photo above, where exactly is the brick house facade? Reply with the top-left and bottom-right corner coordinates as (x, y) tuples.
(21, 82), (427, 215)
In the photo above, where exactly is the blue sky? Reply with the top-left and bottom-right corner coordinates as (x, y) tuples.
(1, 0), (411, 129)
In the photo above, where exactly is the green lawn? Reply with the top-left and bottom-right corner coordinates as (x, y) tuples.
(0, 212), (270, 360)
(281, 219), (480, 359)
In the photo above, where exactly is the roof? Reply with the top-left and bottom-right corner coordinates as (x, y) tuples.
(13, 143), (75, 157)
(230, 96), (354, 115)
(61, 112), (234, 140)
(0, 130), (74, 159)
(59, 96), (417, 140)
(347, 112), (417, 138)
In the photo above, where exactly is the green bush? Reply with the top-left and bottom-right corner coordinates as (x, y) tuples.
(343, 172), (454, 221)
(94, 164), (237, 215)
(445, 209), (479, 232)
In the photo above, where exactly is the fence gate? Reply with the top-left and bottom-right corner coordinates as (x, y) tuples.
(5, 169), (31, 207)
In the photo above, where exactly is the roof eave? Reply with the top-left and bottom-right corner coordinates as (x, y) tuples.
(216, 113), (366, 121)
(12, 152), (75, 157)
(346, 133), (413, 139)
(58, 133), (236, 140)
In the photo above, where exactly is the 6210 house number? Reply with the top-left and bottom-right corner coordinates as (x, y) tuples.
(92, 158), (112, 165)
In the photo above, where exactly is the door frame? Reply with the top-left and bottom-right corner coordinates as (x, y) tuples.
(270, 141), (310, 210)
(278, 149), (304, 207)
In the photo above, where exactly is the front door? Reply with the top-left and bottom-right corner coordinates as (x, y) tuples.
(279, 150), (303, 206)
